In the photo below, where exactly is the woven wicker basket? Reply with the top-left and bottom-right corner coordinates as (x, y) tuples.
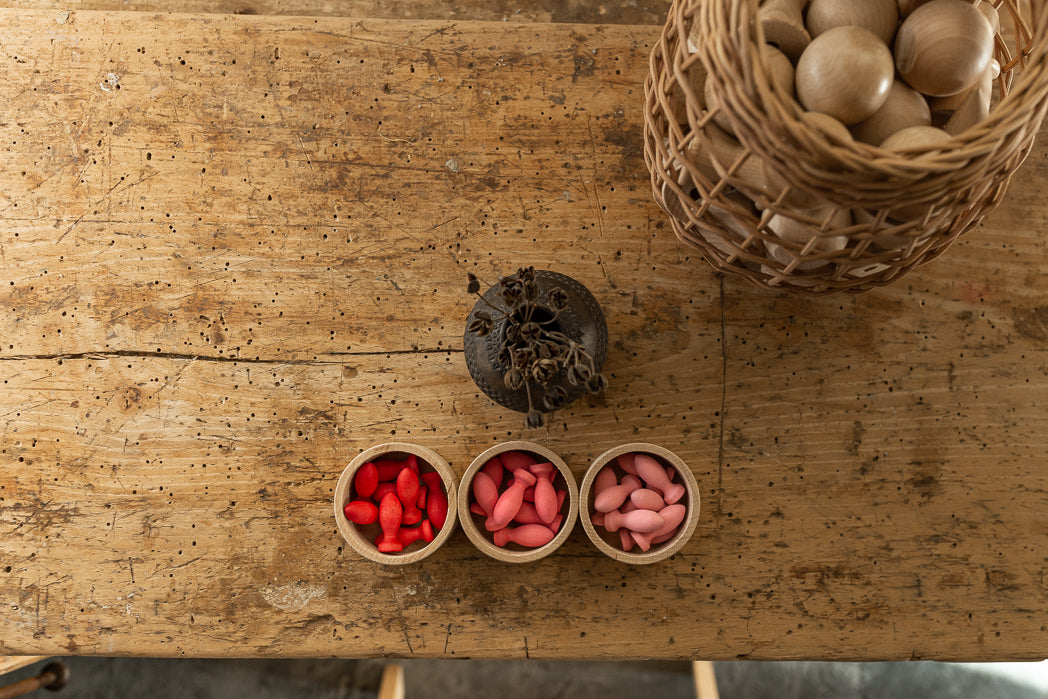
(644, 0), (1048, 294)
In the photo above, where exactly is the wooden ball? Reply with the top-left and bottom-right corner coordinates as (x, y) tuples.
(854, 80), (932, 146)
(801, 111), (853, 144)
(807, 0), (899, 45)
(879, 125), (951, 150)
(762, 44), (796, 98)
(895, 0), (994, 97)
(796, 26), (894, 125)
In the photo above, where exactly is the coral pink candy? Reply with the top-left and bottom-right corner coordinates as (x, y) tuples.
(529, 462), (556, 482)
(591, 511), (606, 527)
(652, 504), (687, 538)
(499, 450), (538, 471)
(619, 529), (635, 552)
(421, 472), (448, 530)
(533, 474), (558, 524)
(630, 488), (665, 512)
(512, 501), (544, 525)
(372, 482), (397, 502)
(493, 523), (555, 548)
(376, 492), (403, 553)
(490, 469), (537, 529)
(344, 500), (378, 525)
(616, 453), (638, 475)
(666, 465), (677, 483)
(549, 513), (563, 533)
(603, 508), (664, 533)
(594, 465), (618, 495)
(522, 486), (535, 503)
(593, 474), (642, 513)
(469, 502), (487, 517)
(481, 456), (504, 488)
(397, 468), (422, 526)
(353, 463), (379, 499)
(620, 500), (637, 514)
(634, 454), (685, 504)
(557, 490), (566, 510)
(471, 471), (499, 517)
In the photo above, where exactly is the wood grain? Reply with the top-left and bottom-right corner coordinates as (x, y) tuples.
(3, 0), (673, 23)
(1, 11), (1047, 661)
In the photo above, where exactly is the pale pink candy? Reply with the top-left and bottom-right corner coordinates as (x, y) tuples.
(489, 468), (537, 529)
(634, 454), (685, 504)
(652, 504), (687, 538)
(604, 508), (664, 533)
(481, 456), (504, 489)
(620, 500), (637, 514)
(631, 530), (655, 552)
(619, 529), (634, 551)
(666, 465), (677, 483)
(593, 474), (642, 513)
(594, 465), (618, 494)
(493, 523), (555, 548)
(591, 512), (606, 527)
(650, 526), (679, 545)
(616, 453), (638, 475)
(471, 471), (499, 517)
(499, 450), (538, 472)
(630, 488), (665, 511)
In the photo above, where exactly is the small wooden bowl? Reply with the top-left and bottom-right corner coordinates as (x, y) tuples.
(458, 441), (578, 563)
(580, 443), (700, 564)
(334, 442), (458, 565)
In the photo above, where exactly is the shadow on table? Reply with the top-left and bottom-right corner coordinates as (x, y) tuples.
(2, 656), (1045, 698)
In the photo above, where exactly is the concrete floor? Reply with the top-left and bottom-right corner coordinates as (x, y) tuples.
(3, 657), (1047, 698)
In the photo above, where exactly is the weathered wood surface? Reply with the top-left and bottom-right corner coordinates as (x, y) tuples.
(1, 11), (1047, 662)
(4, 0), (672, 23)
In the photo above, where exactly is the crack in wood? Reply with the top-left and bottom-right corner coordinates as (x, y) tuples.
(0, 348), (461, 365)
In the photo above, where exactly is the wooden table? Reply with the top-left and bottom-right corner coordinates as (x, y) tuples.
(1, 10), (1046, 662)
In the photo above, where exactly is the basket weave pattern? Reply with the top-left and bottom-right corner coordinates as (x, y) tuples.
(644, 0), (1048, 294)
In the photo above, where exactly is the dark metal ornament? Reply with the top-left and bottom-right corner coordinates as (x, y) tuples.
(463, 270), (608, 414)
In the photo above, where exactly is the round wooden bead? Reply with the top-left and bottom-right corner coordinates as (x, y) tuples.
(854, 80), (932, 146)
(895, 0), (994, 97)
(807, 0), (899, 45)
(796, 26), (894, 125)
(879, 125), (951, 150)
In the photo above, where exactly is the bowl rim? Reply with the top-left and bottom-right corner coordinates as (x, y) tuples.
(457, 440), (578, 563)
(579, 442), (700, 564)
(333, 441), (458, 565)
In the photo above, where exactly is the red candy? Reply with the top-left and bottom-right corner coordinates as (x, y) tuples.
(353, 462), (379, 499)
(348, 454), (447, 555)
(421, 472), (447, 530)
(397, 520), (435, 547)
(373, 482), (397, 502)
(397, 468), (422, 526)
(376, 492), (403, 553)
(344, 500), (378, 525)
